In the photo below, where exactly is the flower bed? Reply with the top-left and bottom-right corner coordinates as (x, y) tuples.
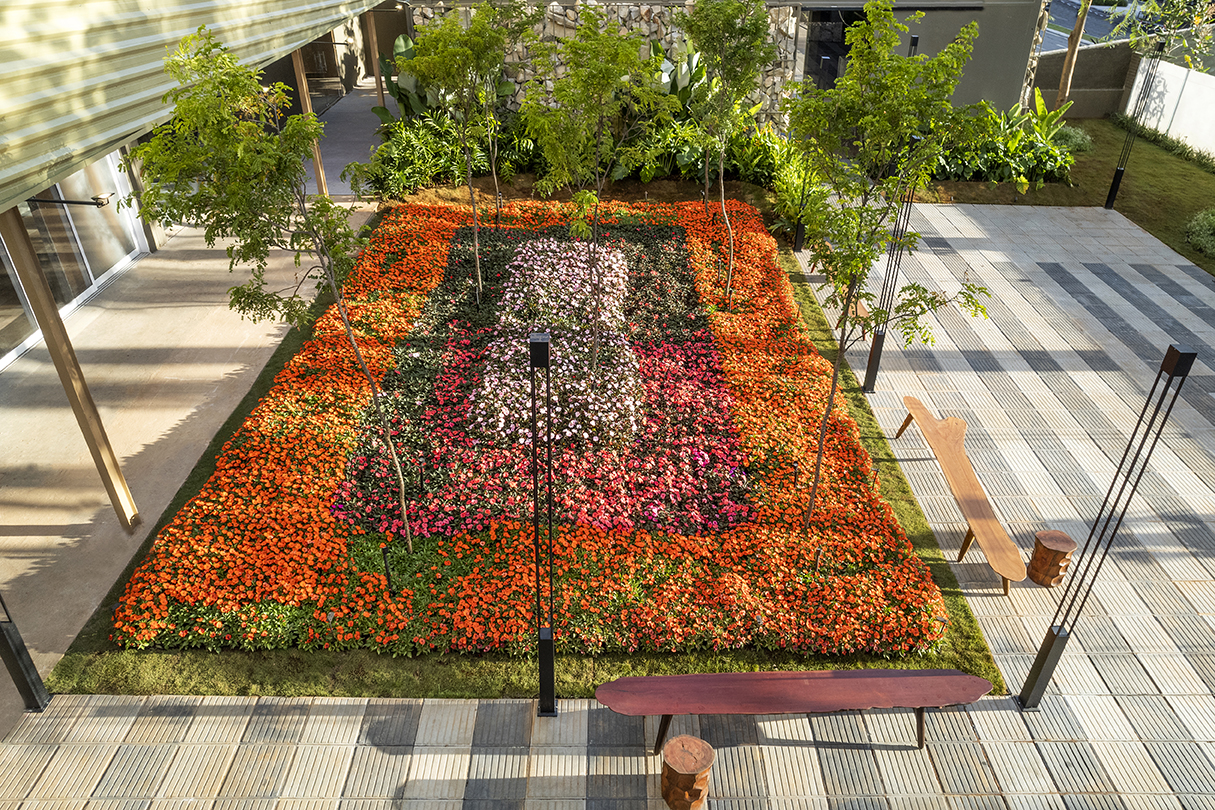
(112, 201), (947, 656)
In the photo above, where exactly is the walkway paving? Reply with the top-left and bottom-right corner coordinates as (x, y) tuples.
(3, 203), (1214, 807)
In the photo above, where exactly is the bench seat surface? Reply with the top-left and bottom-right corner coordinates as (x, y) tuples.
(902, 396), (1026, 584)
(595, 669), (992, 717)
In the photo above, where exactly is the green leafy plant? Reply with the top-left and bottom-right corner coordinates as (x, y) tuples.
(784, 0), (989, 515)
(1186, 207), (1215, 255)
(1110, 111), (1215, 174)
(127, 26), (414, 550)
(343, 112), (488, 198)
(1053, 124), (1093, 154)
(675, 0), (776, 307)
(935, 98), (1074, 191)
(1027, 86), (1072, 142)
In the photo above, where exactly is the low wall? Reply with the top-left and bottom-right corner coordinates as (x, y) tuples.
(1125, 57), (1215, 155)
(1032, 39), (1134, 118)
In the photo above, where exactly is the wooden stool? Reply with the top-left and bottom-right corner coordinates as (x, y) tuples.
(661, 734), (715, 810)
(1029, 530), (1078, 587)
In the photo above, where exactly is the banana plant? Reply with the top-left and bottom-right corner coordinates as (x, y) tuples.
(372, 35), (441, 125)
(1029, 87), (1072, 143)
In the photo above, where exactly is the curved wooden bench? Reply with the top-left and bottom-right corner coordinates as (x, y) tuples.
(596, 669), (993, 753)
(894, 395), (1027, 594)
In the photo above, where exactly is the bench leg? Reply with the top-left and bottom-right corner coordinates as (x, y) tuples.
(1003, 577), (1010, 597)
(957, 528), (976, 563)
(915, 707), (926, 749)
(653, 714), (673, 756)
(894, 412), (915, 439)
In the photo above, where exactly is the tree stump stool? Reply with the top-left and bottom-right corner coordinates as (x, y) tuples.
(1029, 530), (1078, 587)
(661, 734), (715, 810)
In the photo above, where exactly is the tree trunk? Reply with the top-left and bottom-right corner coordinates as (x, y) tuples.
(464, 140), (483, 303)
(307, 209), (413, 553)
(719, 146), (734, 311)
(1055, 0), (1091, 110)
(806, 276), (860, 522)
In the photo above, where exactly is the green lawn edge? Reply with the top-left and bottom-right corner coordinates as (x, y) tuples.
(47, 217), (1004, 700)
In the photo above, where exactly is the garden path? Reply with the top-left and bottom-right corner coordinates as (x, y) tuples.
(4, 204), (1215, 806)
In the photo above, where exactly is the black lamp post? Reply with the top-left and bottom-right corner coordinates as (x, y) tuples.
(861, 35), (918, 394)
(0, 592), (51, 712)
(1019, 344), (1196, 709)
(1106, 40), (1166, 210)
(529, 332), (556, 717)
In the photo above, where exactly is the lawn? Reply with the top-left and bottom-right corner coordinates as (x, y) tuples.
(50, 199), (1004, 697)
(931, 117), (1215, 275)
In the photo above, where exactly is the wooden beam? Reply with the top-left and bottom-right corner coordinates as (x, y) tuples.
(291, 49), (329, 198)
(0, 206), (140, 530)
(365, 11), (385, 108)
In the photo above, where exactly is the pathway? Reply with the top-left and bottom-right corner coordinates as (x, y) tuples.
(3, 204), (1214, 806)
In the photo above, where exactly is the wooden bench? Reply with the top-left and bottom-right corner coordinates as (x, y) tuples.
(894, 396), (1027, 595)
(596, 669), (993, 753)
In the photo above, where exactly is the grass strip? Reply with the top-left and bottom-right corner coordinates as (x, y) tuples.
(48, 225), (1004, 699)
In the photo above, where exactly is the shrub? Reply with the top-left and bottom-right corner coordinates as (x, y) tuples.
(1053, 124), (1093, 154)
(935, 101), (1074, 190)
(1187, 208), (1215, 256)
(344, 112), (486, 198)
(1110, 111), (1215, 175)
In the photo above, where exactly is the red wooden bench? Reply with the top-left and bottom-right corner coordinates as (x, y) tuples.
(596, 669), (992, 753)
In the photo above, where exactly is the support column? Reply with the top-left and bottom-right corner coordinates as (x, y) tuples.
(365, 11), (385, 108)
(292, 49), (329, 197)
(0, 207), (140, 530)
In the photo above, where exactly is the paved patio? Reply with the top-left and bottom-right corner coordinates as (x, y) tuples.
(3, 201), (1214, 807)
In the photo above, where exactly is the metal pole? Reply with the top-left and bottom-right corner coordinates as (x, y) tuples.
(861, 34), (919, 394)
(529, 332), (556, 717)
(1106, 41), (1166, 210)
(1019, 344), (1196, 708)
(0, 593), (51, 712)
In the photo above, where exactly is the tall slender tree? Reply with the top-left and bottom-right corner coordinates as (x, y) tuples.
(676, 0), (775, 309)
(784, 0), (989, 517)
(128, 27), (415, 550)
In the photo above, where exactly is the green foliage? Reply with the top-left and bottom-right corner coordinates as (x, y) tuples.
(375, 35), (441, 123)
(650, 38), (709, 116)
(127, 26), (362, 329)
(1186, 207), (1215, 255)
(935, 98), (1074, 191)
(784, 0), (988, 347)
(726, 121), (782, 188)
(1106, 0), (1214, 69)
(522, 5), (676, 196)
(1053, 125), (1093, 154)
(769, 148), (827, 240)
(1028, 86), (1071, 142)
(343, 112), (490, 198)
(1110, 111), (1215, 174)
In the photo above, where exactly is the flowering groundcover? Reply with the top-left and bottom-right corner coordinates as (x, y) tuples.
(113, 201), (948, 657)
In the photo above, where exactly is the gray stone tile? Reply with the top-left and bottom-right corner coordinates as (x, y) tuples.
(280, 745), (355, 799)
(464, 747), (528, 800)
(981, 740), (1055, 794)
(810, 712), (868, 746)
(829, 799), (888, 810)
(526, 747), (586, 799)
(1144, 740), (1215, 794)
(699, 714), (760, 748)
(872, 745), (940, 796)
(27, 745), (120, 800)
(817, 743), (883, 797)
(358, 699), (422, 746)
(889, 799), (950, 810)
(530, 701), (588, 748)
(708, 745), (765, 799)
(771, 800), (830, 810)
(763, 743), (825, 797)
(1020, 696), (1085, 742)
(1035, 741), (1115, 793)
(90, 745), (175, 798)
(474, 700), (534, 748)
(1089, 740), (1173, 793)
(0, 743), (55, 798)
(155, 745), (236, 799)
(756, 715), (814, 746)
(124, 697), (201, 744)
(922, 708), (975, 743)
(5, 695), (89, 744)
(299, 699), (366, 745)
(1119, 796), (1183, 810)
(965, 698), (1031, 742)
(341, 746), (412, 798)
(950, 798), (1007, 810)
(64, 698), (144, 744)
(927, 742), (999, 795)
(585, 747), (646, 800)
(401, 747), (469, 800)
(183, 698), (254, 743)
(1004, 797), (1065, 810)
(242, 697), (310, 744)
(1090, 654), (1160, 695)
(84, 800), (151, 810)
(216, 744), (294, 798)
(1060, 797), (1125, 810)
(1117, 694), (1194, 740)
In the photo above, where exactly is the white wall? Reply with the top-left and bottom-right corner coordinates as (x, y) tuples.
(1126, 58), (1215, 155)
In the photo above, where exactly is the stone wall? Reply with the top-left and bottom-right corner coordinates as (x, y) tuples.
(411, 0), (800, 125)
